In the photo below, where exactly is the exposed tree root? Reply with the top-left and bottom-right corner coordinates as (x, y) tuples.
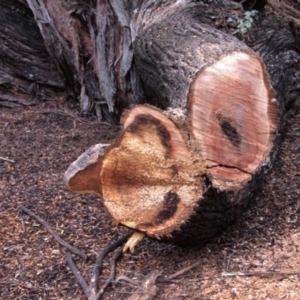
(19, 204), (134, 299)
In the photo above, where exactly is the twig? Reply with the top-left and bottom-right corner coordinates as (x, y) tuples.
(66, 231), (132, 300)
(20, 204), (133, 299)
(89, 231), (134, 299)
(221, 270), (300, 277)
(115, 275), (139, 286)
(66, 252), (90, 298)
(116, 261), (201, 288)
(19, 205), (87, 260)
(39, 109), (112, 126)
(96, 248), (123, 299)
(127, 270), (161, 300)
(0, 156), (15, 163)
(165, 261), (201, 280)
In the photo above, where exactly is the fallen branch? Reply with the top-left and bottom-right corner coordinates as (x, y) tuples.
(66, 231), (133, 300)
(19, 205), (87, 260)
(66, 252), (90, 298)
(96, 248), (123, 299)
(89, 231), (134, 299)
(0, 156), (15, 163)
(20, 205), (134, 299)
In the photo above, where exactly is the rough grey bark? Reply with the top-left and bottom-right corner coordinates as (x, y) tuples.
(133, 7), (252, 109)
(0, 0), (64, 108)
(258, 29), (300, 115)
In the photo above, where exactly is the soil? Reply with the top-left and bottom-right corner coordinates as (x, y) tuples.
(1, 97), (300, 300)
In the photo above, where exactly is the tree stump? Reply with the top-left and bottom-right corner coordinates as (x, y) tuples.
(64, 7), (288, 246)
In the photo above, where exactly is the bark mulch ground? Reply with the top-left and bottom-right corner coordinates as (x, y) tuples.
(1, 98), (300, 299)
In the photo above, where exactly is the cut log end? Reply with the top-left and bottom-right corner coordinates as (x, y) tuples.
(101, 106), (203, 238)
(189, 52), (279, 191)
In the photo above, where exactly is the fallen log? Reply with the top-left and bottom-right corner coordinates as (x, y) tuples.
(64, 8), (298, 246)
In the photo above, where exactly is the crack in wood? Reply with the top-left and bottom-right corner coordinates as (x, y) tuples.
(205, 159), (253, 176)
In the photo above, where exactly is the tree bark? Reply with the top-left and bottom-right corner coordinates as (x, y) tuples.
(0, 0), (64, 107)
(22, 0), (199, 121)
